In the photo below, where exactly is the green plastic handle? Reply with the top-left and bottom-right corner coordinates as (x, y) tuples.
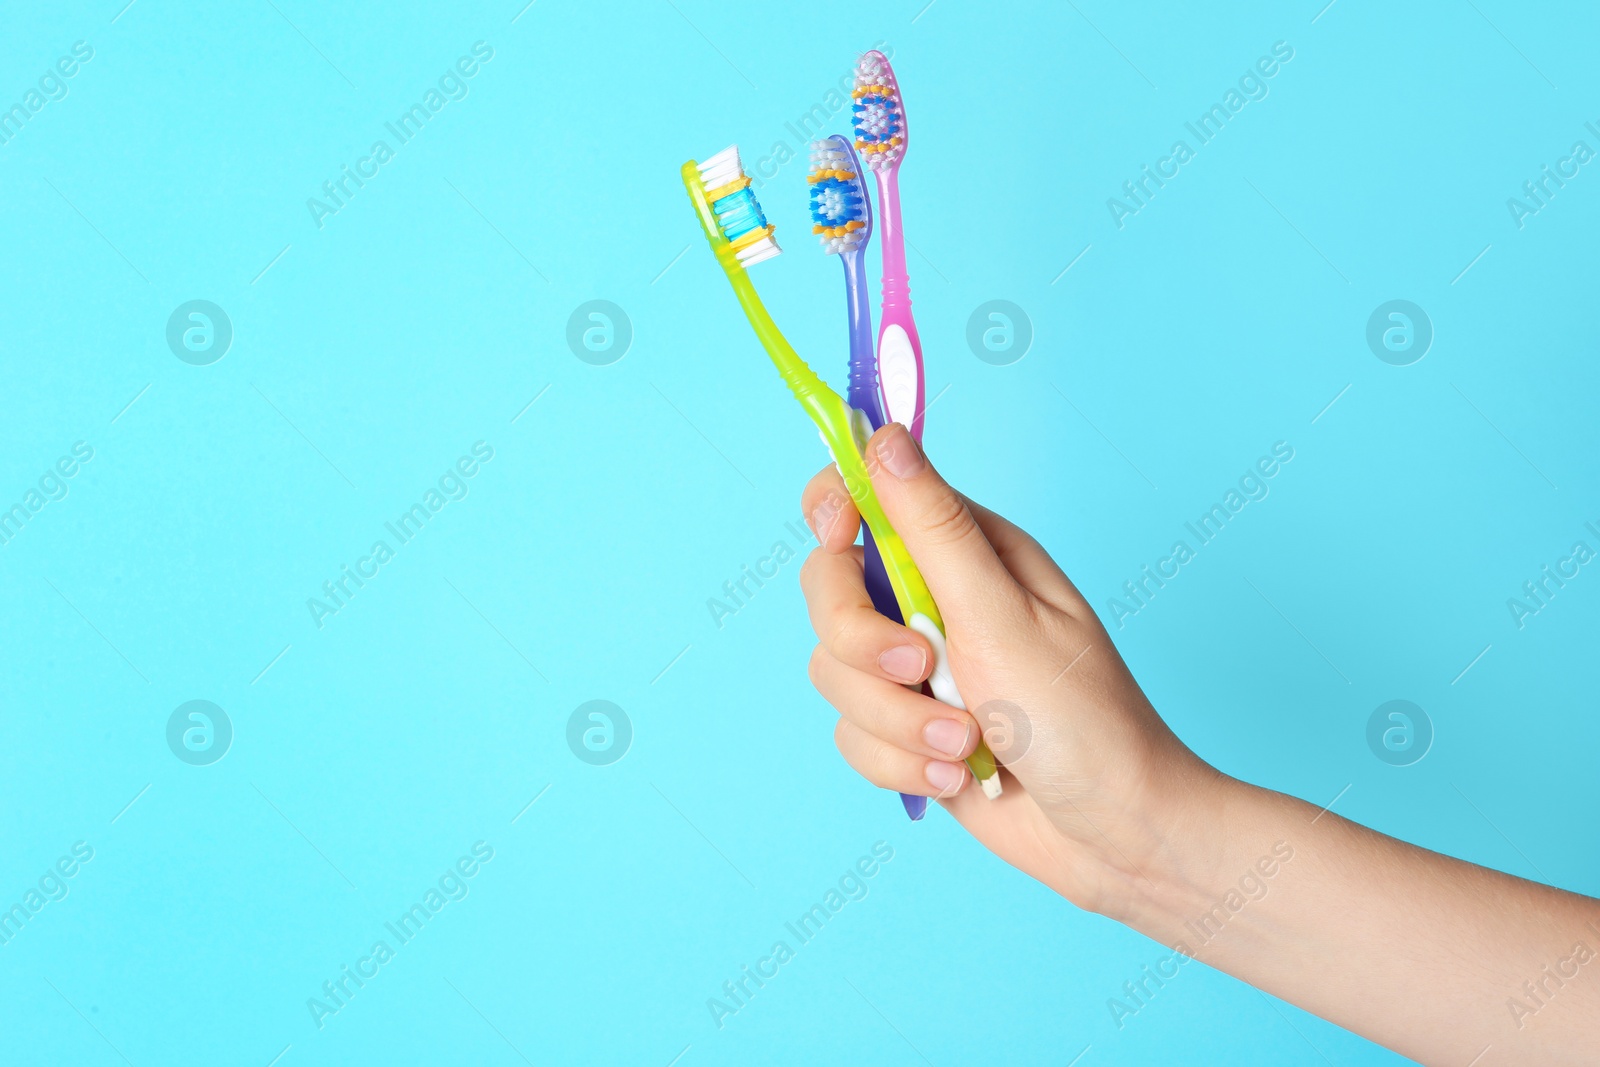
(683, 159), (1000, 791)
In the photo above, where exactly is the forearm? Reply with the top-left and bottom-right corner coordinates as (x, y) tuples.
(1103, 774), (1600, 1066)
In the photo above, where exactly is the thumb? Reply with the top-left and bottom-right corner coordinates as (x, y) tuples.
(866, 422), (1025, 618)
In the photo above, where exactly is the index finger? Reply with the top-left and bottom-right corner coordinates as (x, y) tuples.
(801, 465), (861, 554)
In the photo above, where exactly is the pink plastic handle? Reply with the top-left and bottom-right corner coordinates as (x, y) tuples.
(874, 168), (925, 442)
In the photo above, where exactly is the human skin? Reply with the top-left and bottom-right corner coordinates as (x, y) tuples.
(798, 420), (1600, 1067)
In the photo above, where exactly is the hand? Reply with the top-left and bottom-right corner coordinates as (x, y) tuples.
(803, 422), (1600, 1063)
(800, 422), (1220, 917)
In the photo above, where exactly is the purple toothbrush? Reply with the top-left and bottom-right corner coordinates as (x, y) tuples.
(808, 134), (926, 821)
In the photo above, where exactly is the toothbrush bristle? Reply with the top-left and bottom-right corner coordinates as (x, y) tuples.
(807, 138), (870, 255)
(697, 144), (782, 268)
(852, 51), (905, 170)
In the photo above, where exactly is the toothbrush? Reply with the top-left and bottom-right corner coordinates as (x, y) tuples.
(683, 145), (1002, 802)
(853, 50), (925, 443)
(808, 135), (927, 822)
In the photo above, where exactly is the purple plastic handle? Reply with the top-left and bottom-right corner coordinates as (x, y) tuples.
(842, 227), (926, 822)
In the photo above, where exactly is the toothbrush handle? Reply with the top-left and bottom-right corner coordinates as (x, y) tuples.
(831, 421), (1001, 798)
(844, 253), (921, 819)
(870, 174), (937, 813)
(843, 253), (880, 423)
(875, 170), (926, 442)
(842, 252), (900, 622)
(859, 537), (901, 635)
(862, 530), (924, 820)
(780, 364), (1002, 798)
(719, 263), (1001, 799)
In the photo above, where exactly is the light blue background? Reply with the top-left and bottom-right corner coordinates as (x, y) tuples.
(2, 1), (1597, 1064)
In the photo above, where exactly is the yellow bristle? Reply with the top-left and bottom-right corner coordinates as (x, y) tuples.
(855, 138), (903, 154)
(728, 224), (774, 252)
(704, 175), (751, 203)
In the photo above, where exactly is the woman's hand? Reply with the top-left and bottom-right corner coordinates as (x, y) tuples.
(799, 422), (1600, 1067)
(799, 421), (1219, 919)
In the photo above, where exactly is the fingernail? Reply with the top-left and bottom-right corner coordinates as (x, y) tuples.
(924, 760), (966, 796)
(878, 644), (927, 684)
(810, 498), (838, 541)
(923, 718), (972, 759)
(875, 424), (925, 480)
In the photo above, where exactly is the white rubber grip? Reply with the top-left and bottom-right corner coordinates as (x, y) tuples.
(817, 410), (874, 470)
(878, 325), (918, 428)
(906, 612), (963, 711)
(909, 613), (1001, 798)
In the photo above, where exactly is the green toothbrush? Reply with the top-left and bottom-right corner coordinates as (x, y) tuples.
(682, 144), (1001, 800)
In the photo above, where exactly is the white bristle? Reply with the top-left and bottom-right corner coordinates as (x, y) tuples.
(698, 145), (744, 189)
(738, 237), (782, 266)
(809, 141), (849, 165)
(855, 54), (887, 81)
(816, 188), (848, 216)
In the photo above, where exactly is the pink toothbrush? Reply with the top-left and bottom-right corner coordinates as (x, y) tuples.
(853, 51), (924, 441)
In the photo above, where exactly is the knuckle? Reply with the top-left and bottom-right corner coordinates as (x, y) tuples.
(803, 468), (832, 505)
(916, 489), (980, 548)
(832, 716), (851, 751)
(828, 609), (870, 661)
(834, 719), (900, 789)
(815, 490), (852, 543)
(859, 735), (902, 789)
(807, 643), (829, 687)
(798, 547), (828, 590)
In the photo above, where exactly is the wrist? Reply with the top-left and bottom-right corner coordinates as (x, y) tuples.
(1078, 751), (1241, 930)
(1099, 769), (1296, 957)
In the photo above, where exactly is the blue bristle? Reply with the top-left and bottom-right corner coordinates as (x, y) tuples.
(809, 179), (865, 226)
(711, 187), (767, 240)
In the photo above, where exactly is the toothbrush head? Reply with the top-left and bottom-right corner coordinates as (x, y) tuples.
(807, 135), (871, 255)
(852, 50), (906, 170)
(687, 145), (782, 268)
